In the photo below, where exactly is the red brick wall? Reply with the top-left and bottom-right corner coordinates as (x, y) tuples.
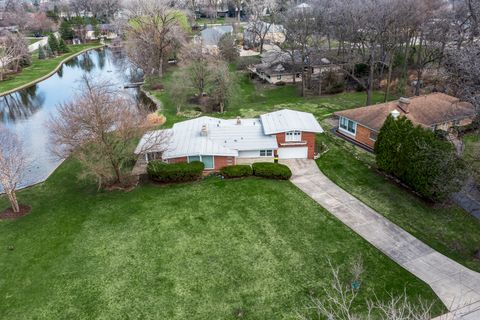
(213, 156), (235, 170)
(275, 132), (317, 159)
(168, 157), (187, 164)
(354, 125), (376, 149)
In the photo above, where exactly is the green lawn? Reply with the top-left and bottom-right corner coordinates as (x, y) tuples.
(0, 160), (444, 319)
(0, 43), (103, 95)
(150, 71), (480, 274)
(463, 132), (480, 183)
(315, 131), (480, 273)
(151, 71), (388, 127)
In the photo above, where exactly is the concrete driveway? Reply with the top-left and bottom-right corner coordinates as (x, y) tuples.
(283, 159), (480, 317)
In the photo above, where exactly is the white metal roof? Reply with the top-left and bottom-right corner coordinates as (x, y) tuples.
(260, 109), (324, 135)
(135, 116), (278, 159)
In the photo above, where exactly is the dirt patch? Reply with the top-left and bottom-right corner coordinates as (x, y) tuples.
(0, 205), (31, 220)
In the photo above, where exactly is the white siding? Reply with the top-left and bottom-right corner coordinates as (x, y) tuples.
(238, 150), (260, 158)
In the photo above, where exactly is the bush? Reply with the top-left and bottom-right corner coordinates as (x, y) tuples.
(375, 115), (466, 202)
(236, 56), (261, 70)
(48, 33), (59, 54)
(38, 46), (46, 60)
(275, 81), (286, 86)
(58, 38), (70, 53)
(220, 165), (253, 178)
(147, 161), (204, 183)
(252, 162), (292, 180)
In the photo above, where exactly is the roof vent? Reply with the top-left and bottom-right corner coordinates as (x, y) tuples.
(391, 109), (400, 119)
(200, 124), (208, 136)
(398, 97), (411, 113)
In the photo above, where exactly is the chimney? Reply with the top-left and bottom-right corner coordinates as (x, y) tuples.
(398, 97), (411, 113)
(236, 116), (241, 125)
(200, 124), (208, 136)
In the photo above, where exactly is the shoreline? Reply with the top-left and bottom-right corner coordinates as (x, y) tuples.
(0, 44), (105, 97)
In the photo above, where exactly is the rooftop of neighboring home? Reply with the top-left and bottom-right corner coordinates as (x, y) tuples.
(200, 25), (233, 46)
(335, 93), (476, 131)
(135, 109), (324, 159)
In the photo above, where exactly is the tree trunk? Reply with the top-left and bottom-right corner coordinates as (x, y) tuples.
(384, 61), (393, 102)
(220, 102), (224, 113)
(317, 73), (322, 96)
(7, 190), (19, 213)
(301, 70), (306, 97)
(366, 48), (375, 106)
(415, 70), (422, 96)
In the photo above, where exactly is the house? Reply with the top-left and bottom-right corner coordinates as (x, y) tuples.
(334, 93), (477, 150)
(135, 109), (324, 171)
(249, 47), (338, 84)
(85, 24), (117, 40)
(243, 22), (285, 49)
(199, 25), (233, 46)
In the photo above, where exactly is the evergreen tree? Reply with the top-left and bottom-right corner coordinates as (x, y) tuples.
(48, 34), (59, 55)
(38, 46), (46, 60)
(375, 115), (466, 202)
(58, 38), (70, 53)
(59, 20), (74, 40)
(45, 45), (53, 58)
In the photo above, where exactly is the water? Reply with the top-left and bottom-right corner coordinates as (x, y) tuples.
(0, 47), (147, 190)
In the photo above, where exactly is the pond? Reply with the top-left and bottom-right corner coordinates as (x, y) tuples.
(0, 47), (147, 191)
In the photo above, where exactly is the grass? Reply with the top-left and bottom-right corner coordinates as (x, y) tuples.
(150, 70), (388, 127)
(149, 70), (480, 274)
(0, 160), (444, 319)
(195, 17), (226, 25)
(0, 43), (102, 95)
(315, 130), (480, 273)
(463, 132), (480, 183)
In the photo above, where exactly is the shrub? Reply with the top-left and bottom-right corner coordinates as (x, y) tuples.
(38, 46), (46, 60)
(58, 38), (69, 53)
(48, 33), (59, 54)
(275, 81), (286, 86)
(147, 161), (204, 183)
(375, 115), (466, 202)
(252, 162), (292, 180)
(220, 165), (253, 178)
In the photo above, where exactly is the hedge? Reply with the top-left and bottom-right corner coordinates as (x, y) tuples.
(220, 165), (253, 178)
(147, 161), (204, 183)
(252, 162), (292, 180)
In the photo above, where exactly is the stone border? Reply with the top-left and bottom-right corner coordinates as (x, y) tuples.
(0, 44), (105, 97)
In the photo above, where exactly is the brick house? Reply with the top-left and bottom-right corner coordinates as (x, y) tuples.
(334, 93), (477, 150)
(135, 109), (324, 171)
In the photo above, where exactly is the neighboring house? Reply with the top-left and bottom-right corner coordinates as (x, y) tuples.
(135, 109), (324, 171)
(199, 25), (233, 46)
(243, 22), (285, 49)
(86, 24), (117, 40)
(334, 93), (477, 150)
(249, 47), (338, 84)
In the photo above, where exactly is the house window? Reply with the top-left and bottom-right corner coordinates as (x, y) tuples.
(339, 117), (356, 135)
(277, 75), (282, 80)
(188, 155), (214, 169)
(260, 150), (273, 157)
(285, 131), (302, 142)
(296, 73), (301, 78)
(369, 131), (378, 141)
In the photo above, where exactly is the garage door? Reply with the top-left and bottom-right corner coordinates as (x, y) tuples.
(278, 147), (308, 159)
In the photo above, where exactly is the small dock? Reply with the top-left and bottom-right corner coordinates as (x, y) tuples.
(124, 82), (144, 89)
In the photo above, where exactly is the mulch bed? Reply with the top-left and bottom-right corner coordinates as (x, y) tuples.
(0, 205), (31, 220)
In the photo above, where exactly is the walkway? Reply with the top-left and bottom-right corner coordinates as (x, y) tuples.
(283, 159), (480, 317)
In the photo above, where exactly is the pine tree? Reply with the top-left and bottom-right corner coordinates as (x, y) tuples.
(58, 38), (70, 54)
(45, 45), (53, 58)
(59, 20), (74, 40)
(38, 46), (46, 60)
(48, 34), (59, 54)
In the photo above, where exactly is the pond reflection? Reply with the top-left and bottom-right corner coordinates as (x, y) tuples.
(0, 47), (148, 190)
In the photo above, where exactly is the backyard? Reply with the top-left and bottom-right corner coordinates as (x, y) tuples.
(0, 160), (444, 319)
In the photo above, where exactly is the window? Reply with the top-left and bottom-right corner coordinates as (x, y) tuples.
(339, 117), (356, 135)
(260, 150), (273, 157)
(188, 155), (214, 169)
(285, 131), (302, 142)
(277, 75), (282, 80)
(369, 131), (378, 141)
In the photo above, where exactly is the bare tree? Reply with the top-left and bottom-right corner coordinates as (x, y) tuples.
(209, 61), (236, 112)
(125, 0), (187, 77)
(0, 126), (26, 213)
(48, 76), (164, 189)
(0, 31), (30, 81)
(245, 0), (279, 53)
(298, 258), (434, 320)
(26, 12), (56, 35)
